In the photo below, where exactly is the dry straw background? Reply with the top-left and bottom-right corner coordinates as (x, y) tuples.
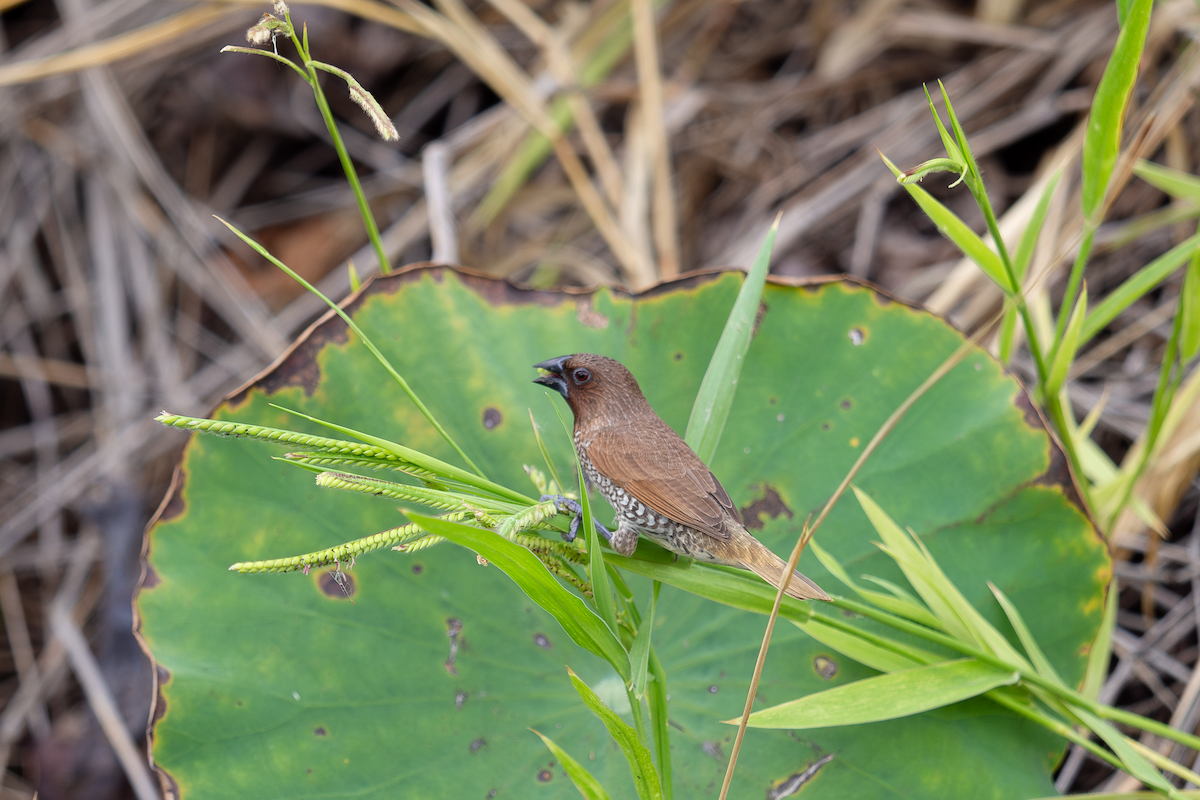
(2, 0), (1200, 796)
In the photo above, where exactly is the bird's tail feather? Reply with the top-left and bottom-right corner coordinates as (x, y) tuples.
(743, 548), (832, 602)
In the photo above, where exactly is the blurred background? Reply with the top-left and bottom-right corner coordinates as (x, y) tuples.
(1, 0), (1200, 796)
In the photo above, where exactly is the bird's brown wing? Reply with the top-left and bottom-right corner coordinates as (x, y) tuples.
(586, 425), (738, 541)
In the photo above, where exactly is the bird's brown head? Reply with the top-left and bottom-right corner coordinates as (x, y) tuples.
(533, 354), (650, 424)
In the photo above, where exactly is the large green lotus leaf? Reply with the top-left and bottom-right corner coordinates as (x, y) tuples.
(137, 266), (1108, 799)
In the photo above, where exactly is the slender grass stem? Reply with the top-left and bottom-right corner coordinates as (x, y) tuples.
(275, 14), (391, 277)
(973, 182), (1049, 381)
(216, 217), (486, 477)
(1108, 305), (1184, 528)
(304, 57), (391, 275)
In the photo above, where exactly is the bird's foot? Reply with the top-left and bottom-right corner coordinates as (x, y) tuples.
(540, 495), (612, 544)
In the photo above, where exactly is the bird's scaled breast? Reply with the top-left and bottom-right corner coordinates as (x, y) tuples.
(575, 433), (703, 545)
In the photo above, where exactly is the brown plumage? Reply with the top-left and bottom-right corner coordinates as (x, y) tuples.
(533, 353), (830, 602)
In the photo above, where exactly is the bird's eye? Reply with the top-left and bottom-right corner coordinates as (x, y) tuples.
(572, 368), (591, 384)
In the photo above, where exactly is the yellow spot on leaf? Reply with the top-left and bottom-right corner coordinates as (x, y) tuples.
(850, 437), (860, 447)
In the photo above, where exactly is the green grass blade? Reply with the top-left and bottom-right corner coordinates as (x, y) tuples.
(1082, 578), (1119, 700)
(579, 457), (619, 648)
(855, 488), (975, 644)
(854, 488), (1032, 670)
(1080, 233), (1200, 344)
(215, 217), (482, 475)
(530, 730), (613, 800)
(1070, 705), (1179, 797)
(939, 82), (993, 209)
(1080, 0), (1152, 223)
(1013, 171), (1061, 284)
(1047, 285), (1088, 396)
(568, 668), (663, 800)
(882, 153), (1011, 292)
(741, 659), (1018, 729)
(1116, 0), (1134, 25)
(1135, 160), (1200, 204)
(1181, 228), (1200, 362)
(410, 514), (630, 680)
(998, 307), (1019, 364)
(646, 648), (672, 800)
(923, 84), (964, 165)
(939, 82), (979, 180)
(684, 216), (778, 463)
(792, 617), (934, 674)
(988, 582), (1065, 685)
(629, 583), (659, 699)
(529, 407), (566, 492)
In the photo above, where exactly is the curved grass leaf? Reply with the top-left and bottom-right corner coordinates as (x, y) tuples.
(1080, 234), (1200, 344)
(1080, 0), (1152, 222)
(1135, 160), (1200, 204)
(646, 649), (671, 800)
(988, 582), (1064, 685)
(567, 668), (662, 800)
(531, 729), (613, 800)
(411, 514), (630, 680)
(685, 217), (777, 463)
(629, 583), (658, 699)
(1069, 705), (1179, 798)
(741, 659), (1018, 730)
(881, 153), (1011, 291)
(1014, 171), (1062, 285)
(1047, 285), (1088, 397)
(1116, 0), (1134, 26)
(579, 458), (618, 640)
(1181, 236), (1200, 362)
(924, 84), (965, 167)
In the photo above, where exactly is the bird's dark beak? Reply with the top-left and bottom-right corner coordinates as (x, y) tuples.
(533, 356), (571, 399)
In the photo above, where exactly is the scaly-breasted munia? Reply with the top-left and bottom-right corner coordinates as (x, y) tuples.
(534, 353), (830, 602)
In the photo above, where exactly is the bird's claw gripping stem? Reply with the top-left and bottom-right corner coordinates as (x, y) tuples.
(541, 495), (611, 544)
